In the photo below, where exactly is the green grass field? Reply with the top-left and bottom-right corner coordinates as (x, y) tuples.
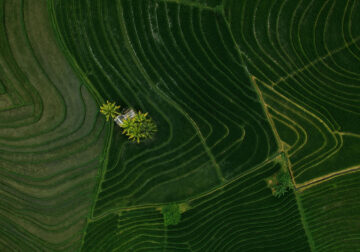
(0, 0), (359, 251)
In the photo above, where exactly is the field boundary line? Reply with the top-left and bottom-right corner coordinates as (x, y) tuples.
(222, 15), (283, 154)
(250, 76), (360, 192)
(250, 76), (302, 190)
(334, 131), (360, 138)
(157, 0), (220, 11)
(295, 193), (316, 251)
(273, 35), (360, 87)
(254, 77), (338, 136)
(116, 1), (226, 183)
(223, 15), (317, 252)
(251, 74), (302, 189)
(88, 152), (282, 222)
(296, 164), (360, 192)
(250, 76), (284, 155)
(185, 115), (225, 183)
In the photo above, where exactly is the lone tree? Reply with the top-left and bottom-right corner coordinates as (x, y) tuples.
(99, 101), (120, 121)
(273, 171), (294, 198)
(161, 204), (181, 226)
(120, 111), (157, 143)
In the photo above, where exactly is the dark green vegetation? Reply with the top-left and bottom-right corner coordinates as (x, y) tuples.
(161, 203), (181, 226)
(224, 0), (360, 184)
(271, 170), (294, 198)
(299, 172), (360, 251)
(0, 0), (359, 251)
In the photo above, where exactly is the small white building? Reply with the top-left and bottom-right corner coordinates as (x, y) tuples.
(114, 108), (136, 127)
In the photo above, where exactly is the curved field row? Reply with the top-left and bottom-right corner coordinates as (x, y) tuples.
(253, 78), (346, 184)
(299, 171), (360, 251)
(82, 162), (310, 251)
(50, 0), (279, 216)
(224, 0), (360, 183)
(0, 0), (108, 250)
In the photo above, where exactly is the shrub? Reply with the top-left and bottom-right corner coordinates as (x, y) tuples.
(273, 171), (294, 198)
(161, 204), (181, 226)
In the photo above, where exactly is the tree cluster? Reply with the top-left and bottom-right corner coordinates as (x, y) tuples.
(100, 101), (157, 143)
(272, 171), (294, 198)
(120, 111), (157, 143)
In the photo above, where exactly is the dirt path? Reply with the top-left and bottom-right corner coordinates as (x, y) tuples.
(295, 165), (360, 192)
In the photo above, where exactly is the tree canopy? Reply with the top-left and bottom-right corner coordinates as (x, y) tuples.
(99, 101), (120, 121)
(120, 111), (157, 143)
(161, 204), (181, 226)
(273, 171), (294, 198)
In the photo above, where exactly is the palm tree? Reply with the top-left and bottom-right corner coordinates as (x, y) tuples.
(120, 111), (157, 143)
(100, 101), (120, 121)
(273, 184), (288, 198)
(272, 171), (294, 198)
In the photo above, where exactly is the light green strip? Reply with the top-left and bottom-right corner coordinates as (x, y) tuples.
(157, 0), (222, 12)
(295, 192), (316, 252)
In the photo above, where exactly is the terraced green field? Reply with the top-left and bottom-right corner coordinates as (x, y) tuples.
(225, 0), (360, 184)
(299, 171), (360, 251)
(0, 0), (359, 251)
(83, 162), (310, 251)
(50, 0), (279, 215)
(0, 0), (108, 250)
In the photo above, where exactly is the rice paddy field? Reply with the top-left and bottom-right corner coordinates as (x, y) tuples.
(0, 0), (359, 251)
